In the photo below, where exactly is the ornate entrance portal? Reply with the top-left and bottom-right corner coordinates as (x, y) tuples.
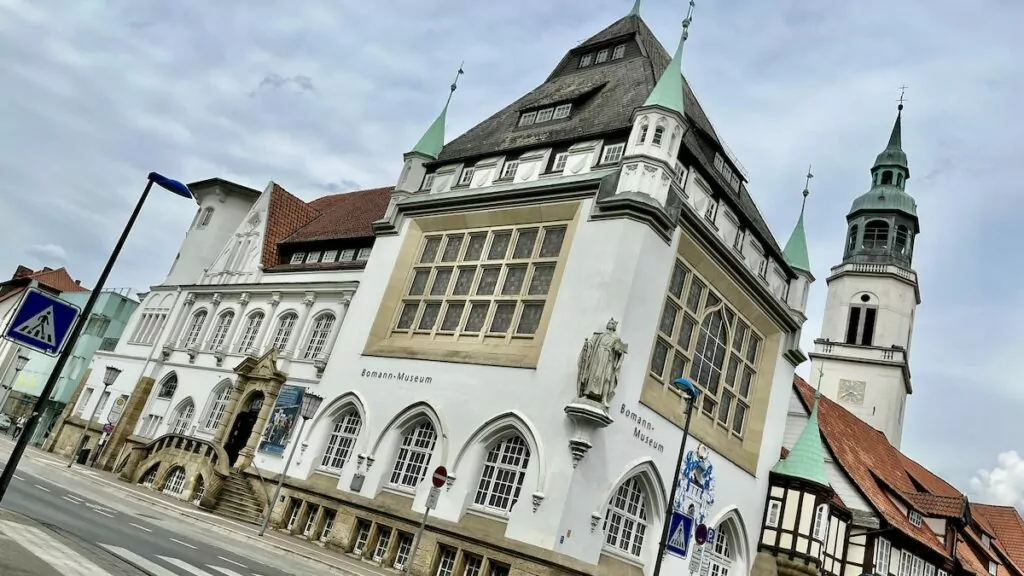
(212, 350), (288, 471)
(225, 392), (263, 466)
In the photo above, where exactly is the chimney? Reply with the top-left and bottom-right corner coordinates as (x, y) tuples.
(12, 265), (33, 280)
(75, 280), (81, 286)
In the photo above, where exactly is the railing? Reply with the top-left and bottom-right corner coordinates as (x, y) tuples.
(830, 262), (917, 283)
(814, 340), (907, 364)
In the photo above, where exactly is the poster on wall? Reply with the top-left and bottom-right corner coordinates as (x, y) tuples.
(258, 385), (304, 456)
(673, 444), (717, 527)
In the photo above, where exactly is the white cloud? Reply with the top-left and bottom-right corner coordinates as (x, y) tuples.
(26, 243), (67, 262)
(971, 451), (1024, 510)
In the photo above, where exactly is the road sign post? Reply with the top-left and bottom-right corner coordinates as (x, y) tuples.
(2, 288), (81, 357)
(404, 466), (448, 576)
(0, 172), (194, 504)
(666, 512), (695, 558)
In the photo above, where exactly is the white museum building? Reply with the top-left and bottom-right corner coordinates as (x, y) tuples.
(51, 4), (819, 576)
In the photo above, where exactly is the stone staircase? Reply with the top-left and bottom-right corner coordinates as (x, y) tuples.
(213, 471), (265, 524)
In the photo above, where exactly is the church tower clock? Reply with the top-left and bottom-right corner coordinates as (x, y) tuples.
(810, 102), (921, 448)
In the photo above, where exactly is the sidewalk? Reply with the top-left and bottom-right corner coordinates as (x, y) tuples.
(0, 508), (142, 576)
(8, 440), (384, 576)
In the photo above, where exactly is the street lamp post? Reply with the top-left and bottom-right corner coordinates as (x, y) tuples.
(66, 366), (122, 467)
(0, 354), (30, 417)
(259, 392), (324, 537)
(652, 377), (701, 576)
(0, 172), (194, 504)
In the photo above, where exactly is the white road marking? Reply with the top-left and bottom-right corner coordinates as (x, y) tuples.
(93, 509), (114, 518)
(13, 474), (23, 480)
(65, 494), (84, 503)
(62, 496), (80, 504)
(169, 537), (197, 549)
(101, 545), (178, 576)
(0, 521), (111, 575)
(161, 556), (216, 575)
(129, 523), (152, 532)
(33, 484), (50, 492)
(210, 566), (246, 576)
(217, 556), (247, 568)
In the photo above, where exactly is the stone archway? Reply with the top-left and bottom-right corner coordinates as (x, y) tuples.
(212, 349), (288, 471)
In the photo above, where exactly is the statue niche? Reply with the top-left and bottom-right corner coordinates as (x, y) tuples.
(564, 318), (629, 468)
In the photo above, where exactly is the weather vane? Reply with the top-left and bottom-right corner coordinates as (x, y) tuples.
(803, 165), (813, 196)
(445, 62), (465, 108)
(682, 0), (696, 32)
(897, 84), (908, 109)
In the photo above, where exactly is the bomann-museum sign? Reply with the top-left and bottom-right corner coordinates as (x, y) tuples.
(360, 368), (433, 384)
(620, 403), (665, 453)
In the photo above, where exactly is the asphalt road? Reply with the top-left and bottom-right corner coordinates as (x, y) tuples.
(0, 459), (301, 576)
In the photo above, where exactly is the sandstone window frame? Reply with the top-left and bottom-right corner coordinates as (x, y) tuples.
(647, 259), (763, 439)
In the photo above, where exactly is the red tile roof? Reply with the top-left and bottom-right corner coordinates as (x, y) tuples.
(793, 377), (950, 557)
(28, 267), (88, 293)
(974, 504), (1024, 570)
(260, 183), (323, 270)
(281, 186), (393, 244)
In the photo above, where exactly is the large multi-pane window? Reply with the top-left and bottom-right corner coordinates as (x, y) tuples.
(303, 313), (336, 359)
(603, 476), (648, 557)
(207, 311), (234, 350)
(393, 225), (567, 341)
(320, 411), (362, 472)
(473, 435), (530, 514)
(170, 399), (194, 434)
(236, 312), (264, 353)
(649, 260), (762, 437)
(389, 422), (437, 488)
(181, 310), (207, 348)
(202, 383), (231, 430)
(271, 312), (298, 351)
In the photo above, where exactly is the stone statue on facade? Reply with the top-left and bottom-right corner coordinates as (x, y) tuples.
(577, 318), (629, 407)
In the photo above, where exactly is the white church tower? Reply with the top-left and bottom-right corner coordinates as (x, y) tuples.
(810, 102), (921, 448)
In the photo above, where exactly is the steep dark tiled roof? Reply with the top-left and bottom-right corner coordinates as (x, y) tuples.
(260, 183), (323, 270)
(434, 13), (786, 263)
(281, 186), (393, 244)
(901, 491), (967, 518)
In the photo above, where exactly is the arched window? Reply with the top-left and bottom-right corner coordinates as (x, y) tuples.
(895, 225), (911, 256)
(271, 312), (298, 351)
(163, 466), (187, 495)
(709, 524), (736, 576)
(846, 225), (858, 254)
(636, 119), (650, 145)
(881, 171), (893, 185)
(862, 220), (889, 250)
(603, 476), (649, 557)
(236, 312), (264, 354)
(669, 126), (681, 154)
(157, 373), (178, 399)
(896, 173), (904, 186)
(182, 310), (208, 348)
(689, 310), (728, 414)
(303, 312), (336, 360)
(140, 465), (158, 487)
(473, 435), (530, 514)
(202, 383), (232, 430)
(170, 399), (195, 435)
(389, 422), (437, 488)
(812, 503), (829, 540)
(207, 311), (235, 351)
(652, 125), (666, 147)
(319, 411), (362, 473)
(199, 207), (214, 228)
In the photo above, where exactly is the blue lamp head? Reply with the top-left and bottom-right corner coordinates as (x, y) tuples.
(147, 172), (193, 199)
(673, 377), (701, 400)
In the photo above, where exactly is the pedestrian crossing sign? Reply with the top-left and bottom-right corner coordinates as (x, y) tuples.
(3, 288), (81, 356)
(666, 511), (694, 558)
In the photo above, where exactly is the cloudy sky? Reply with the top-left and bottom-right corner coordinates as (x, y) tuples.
(1, 0), (1021, 506)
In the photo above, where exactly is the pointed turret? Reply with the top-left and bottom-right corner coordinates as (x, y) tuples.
(773, 388), (830, 487)
(629, 0), (642, 16)
(783, 171), (812, 274)
(395, 65), (465, 192)
(642, 0), (694, 116)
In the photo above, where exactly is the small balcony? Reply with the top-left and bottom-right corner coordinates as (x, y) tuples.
(813, 339), (907, 365)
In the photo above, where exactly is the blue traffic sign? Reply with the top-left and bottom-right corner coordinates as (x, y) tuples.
(3, 288), (81, 356)
(666, 512), (695, 558)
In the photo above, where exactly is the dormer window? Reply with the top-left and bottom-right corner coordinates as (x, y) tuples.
(357, 247), (372, 261)
(458, 167), (475, 186)
(596, 49), (609, 63)
(323, 250), (338, 263)
(982, 533), (992, 549)
(908, 509), (923, 527)
(306, 251), (322, 264)
(519, 112), (537, 127)
(553, 104), (572, 119)
(552, 152), (569, 172)
(601, 143), (625, 164)
(579, 53), (593, 68)
(500, 159), (519, 180)
(536, 108), (554, 123)
(290, 253), (305, 264)
(421, 173), (435, 191)
(612, 44), (626, 59)
(989, 562), (998, 576)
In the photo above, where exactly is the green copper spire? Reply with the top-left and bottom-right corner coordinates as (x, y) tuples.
(872, 103), (908, 172)
(410, 63), (465, 159)
(629, 0), (642, 16)
(849, 96), (917, 218)
(783, 167), (812, 274)
(773, 367), (830, 487)
(642, 0), (694, 116)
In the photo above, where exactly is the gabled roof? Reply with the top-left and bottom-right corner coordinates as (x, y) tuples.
(280, 186), (393, 245)
(974, 504), (1024, 571)
(260, 183), (323, 270)
(25, 267), (88, 293)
